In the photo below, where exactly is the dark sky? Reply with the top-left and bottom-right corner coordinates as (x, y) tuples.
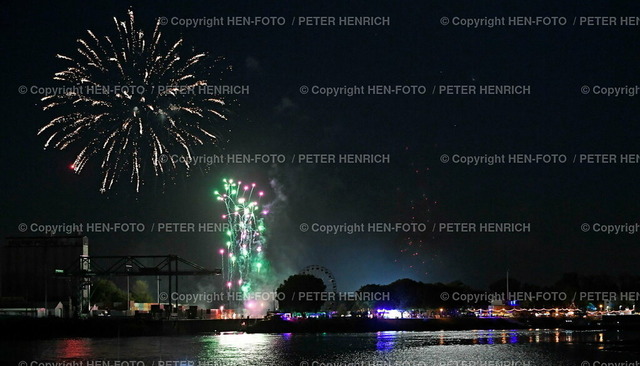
(2, 1), (639, 291)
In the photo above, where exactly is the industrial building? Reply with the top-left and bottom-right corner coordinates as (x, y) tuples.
(0, 235), (88, 317)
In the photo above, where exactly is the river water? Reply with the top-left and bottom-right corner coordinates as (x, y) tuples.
(4, 329), (640, 365)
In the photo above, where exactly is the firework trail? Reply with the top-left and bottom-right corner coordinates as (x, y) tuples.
(215, 178), (268, 294)
(38, 10), (228, 192)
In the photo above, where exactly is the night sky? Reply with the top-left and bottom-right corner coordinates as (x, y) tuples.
(2, 1), (639, 292)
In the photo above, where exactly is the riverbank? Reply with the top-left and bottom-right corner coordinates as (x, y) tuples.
(2, 315), (638, 339)
(0, 316), (256, 339)
(246, 317), (526, 333)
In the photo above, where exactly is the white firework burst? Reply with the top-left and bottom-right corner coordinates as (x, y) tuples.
(38, 10), (229, 192)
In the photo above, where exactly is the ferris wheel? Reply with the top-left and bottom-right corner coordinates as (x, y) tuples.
(299, 265), (338, 293)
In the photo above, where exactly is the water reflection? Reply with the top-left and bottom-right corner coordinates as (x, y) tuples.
(376, 331), (397, 352)
(3, 329), (638, 364)
(58, 338), (92, 359)
(465, 329), (584, 345)
(199, 333), (271, 361)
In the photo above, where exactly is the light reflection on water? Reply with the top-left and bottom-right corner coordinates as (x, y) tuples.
(2, 330), (639, 365)
(376, 331), (396, 352)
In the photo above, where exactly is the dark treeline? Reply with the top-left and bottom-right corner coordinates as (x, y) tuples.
(355, 273), (640, 310)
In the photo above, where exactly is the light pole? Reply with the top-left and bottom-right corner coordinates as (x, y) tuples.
(126, 263), (133, 316)
(156, 275), (161, 304)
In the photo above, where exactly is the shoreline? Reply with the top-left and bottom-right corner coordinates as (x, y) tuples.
(2, 316), (638, 339)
